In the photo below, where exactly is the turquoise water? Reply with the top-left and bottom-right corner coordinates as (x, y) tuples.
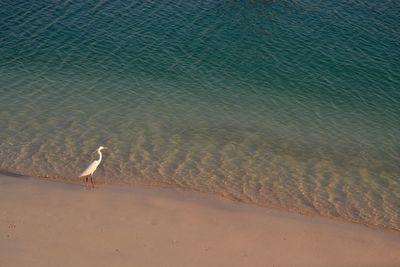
(0, 0), (399, 230)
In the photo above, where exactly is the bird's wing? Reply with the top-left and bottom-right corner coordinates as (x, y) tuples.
(79, 160), (100, 177)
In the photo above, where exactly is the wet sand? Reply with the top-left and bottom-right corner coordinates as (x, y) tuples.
(1, 174), (399, 267)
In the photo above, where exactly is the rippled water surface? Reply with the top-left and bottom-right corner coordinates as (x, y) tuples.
(1, 0), (399, 230)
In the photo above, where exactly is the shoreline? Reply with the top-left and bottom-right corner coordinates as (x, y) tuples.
(1, 173), (400, 266)
(10, 169), (400, 233)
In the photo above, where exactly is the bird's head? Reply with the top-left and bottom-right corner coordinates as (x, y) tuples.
(97, 146), (107, 151)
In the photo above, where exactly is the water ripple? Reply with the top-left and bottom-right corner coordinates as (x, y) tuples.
(1, 0), (399, 230)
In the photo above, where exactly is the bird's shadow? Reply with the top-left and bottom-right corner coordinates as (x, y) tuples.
(0, 169), (29, 179)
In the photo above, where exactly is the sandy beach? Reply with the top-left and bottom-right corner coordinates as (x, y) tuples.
(1, 173), (399, 267)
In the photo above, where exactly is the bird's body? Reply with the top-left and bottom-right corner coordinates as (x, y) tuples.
(79, 160), (101, 177)
(80, 146), (107, 188)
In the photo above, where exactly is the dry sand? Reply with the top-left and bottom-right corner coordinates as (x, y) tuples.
(1, 174), (399, 267)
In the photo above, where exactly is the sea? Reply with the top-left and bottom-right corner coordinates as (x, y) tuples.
(0, 0), (399, 231)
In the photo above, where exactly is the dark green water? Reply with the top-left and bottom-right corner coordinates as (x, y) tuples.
(0, 0), (399, 230)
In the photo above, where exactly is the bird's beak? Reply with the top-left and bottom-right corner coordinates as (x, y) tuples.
(103, 147), (108, 149)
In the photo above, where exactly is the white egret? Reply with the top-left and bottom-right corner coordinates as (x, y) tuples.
(79, 146), (107, 188)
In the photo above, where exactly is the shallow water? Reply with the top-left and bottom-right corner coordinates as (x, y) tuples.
(0, 0), (399, 230)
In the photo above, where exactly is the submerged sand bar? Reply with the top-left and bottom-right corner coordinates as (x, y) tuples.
(1, 174), (399, 267)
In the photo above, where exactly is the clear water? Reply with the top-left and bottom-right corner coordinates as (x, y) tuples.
(0, 0), (399, 230)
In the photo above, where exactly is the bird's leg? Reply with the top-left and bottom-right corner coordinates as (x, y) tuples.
(90, 175), (94, 189)
(85, 176), (88, 189)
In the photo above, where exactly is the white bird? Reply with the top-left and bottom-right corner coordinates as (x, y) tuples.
(79, 146), (107, 188)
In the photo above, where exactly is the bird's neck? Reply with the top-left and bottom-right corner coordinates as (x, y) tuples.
(97, 150), (102, 162)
